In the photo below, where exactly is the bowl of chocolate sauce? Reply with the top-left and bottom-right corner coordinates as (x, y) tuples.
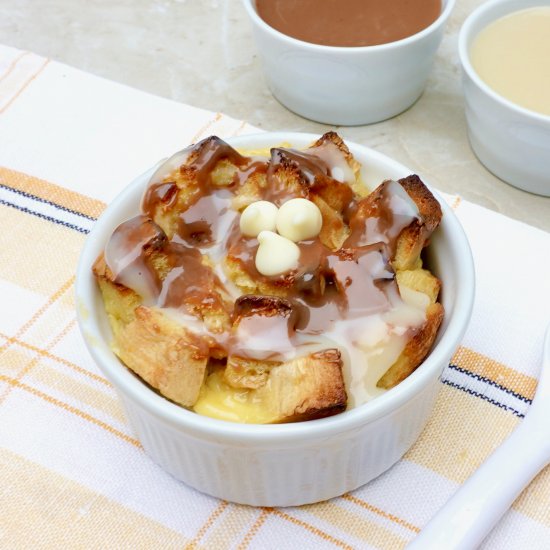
(242, 0), (455, 125)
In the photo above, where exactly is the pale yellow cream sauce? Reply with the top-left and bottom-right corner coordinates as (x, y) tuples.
(470, 7), (550, 116)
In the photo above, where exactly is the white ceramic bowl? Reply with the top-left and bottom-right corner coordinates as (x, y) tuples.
(241, 0), (455, 125)
(459, 0), (550, 196)
(76, 133), (474, 507)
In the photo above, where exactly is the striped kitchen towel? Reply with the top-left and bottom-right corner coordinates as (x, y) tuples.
(1, 44), (549, 549)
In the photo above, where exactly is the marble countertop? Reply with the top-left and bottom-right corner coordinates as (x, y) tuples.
(2, 0), (549, 232)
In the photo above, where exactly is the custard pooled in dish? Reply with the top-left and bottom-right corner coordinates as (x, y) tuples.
(93, 132), (444, 423)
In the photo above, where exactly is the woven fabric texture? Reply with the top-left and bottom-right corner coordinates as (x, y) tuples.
(1, 44), (549, 550)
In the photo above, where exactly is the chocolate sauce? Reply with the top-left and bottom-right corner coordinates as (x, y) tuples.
(327, 245), (394, 317)
(269, 148), (330, 186)
(230, 295), (298, 360)
(176, 190), (236, 247)
(345, 180), (420, 249)
(143, 137), (263, 250)
(188, 136), (248, 186)
(142, 181), (178, 218)
(266, 146), (339, 204)
(104, 215), (165, 304)
(225, 231), (396, 334)
(155, 242), (225, 314)
(104, 216), (227, 316)
(104, 135), (425, 363)
(256, 0), (441, 47)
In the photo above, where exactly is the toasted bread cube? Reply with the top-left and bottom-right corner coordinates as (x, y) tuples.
(94, 257), (209, 406)
(344, 175), (441, 271)
(398, 175), (442, 233)
(393, 175), (442, 271)
(309, 175), (354, 214)
(378, 261), (444, 389)
(310, 131), (364, 196)
(223, 254), (261, 294)
(308, 133), (358, 210)
(112, 306), (209, 407)
(143, 136), (247, 238)
(197, 349), (347, 423)
(143, 167), (202, 239)
(261, 349), (347, 422)
(268, 148), (311, 202)
(311, 194), (350, 250)
(311, 131), (352, 155)
(232, 170), (267, 211)
(220, 294), (347, 421)
(223, 254), (295, 298)
(310, 131), (359, 178)
(93, 255), (141, 325)
(396, 268), (441, 304)
(210, 158), (240, 187)
(98, 219), (232, 334)
(393, 224), (429, 271)
(377, 302), (444, 389)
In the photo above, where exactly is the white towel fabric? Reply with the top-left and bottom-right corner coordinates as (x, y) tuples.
(1, 44), (549, 550)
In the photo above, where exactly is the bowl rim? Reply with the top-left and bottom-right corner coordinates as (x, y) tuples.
(241, 0), (456, 54)
(458, 0), (550, 123)
(76, 132), (475, 444)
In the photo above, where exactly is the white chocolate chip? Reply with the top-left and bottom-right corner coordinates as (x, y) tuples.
(239, 201), (278, 237)
(276, 198), (323, 242)
(255, 231), (300, 276)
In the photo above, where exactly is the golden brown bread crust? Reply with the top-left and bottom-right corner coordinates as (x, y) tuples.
(144, 167), (200, 239)
(398, 174), (442, 233)
(377, 264), (444, 389)
(204, 348), (347, 423)
(311, 131), (368, 198)
(223, 253), (295, 298)
(335, 172), (443, 388)
(377, 302), (444, 389)
(393, 175), (443, 271)
(232, 170), (267, 212)
(377, 175), (444, 387)
(97, 219), (233, 334)
(312, 131), (351, 154)
(396, 268), (441, 304)
(257, 349), (347, 423)
(144, 136), (246, 238)
(112, 306), (209, 407)
(93, 255), (141, 325)
(310, 194), (350, 250)
(221, 349), (347, 422)
(268, 149), (311, 199)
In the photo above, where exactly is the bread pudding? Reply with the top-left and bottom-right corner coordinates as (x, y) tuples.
(93, 132), (444, 423)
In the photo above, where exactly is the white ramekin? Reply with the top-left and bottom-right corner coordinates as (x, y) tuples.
(459, 0), (550, 196)
(76, 133), (474, 507)
(240, 0), (455, 125)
